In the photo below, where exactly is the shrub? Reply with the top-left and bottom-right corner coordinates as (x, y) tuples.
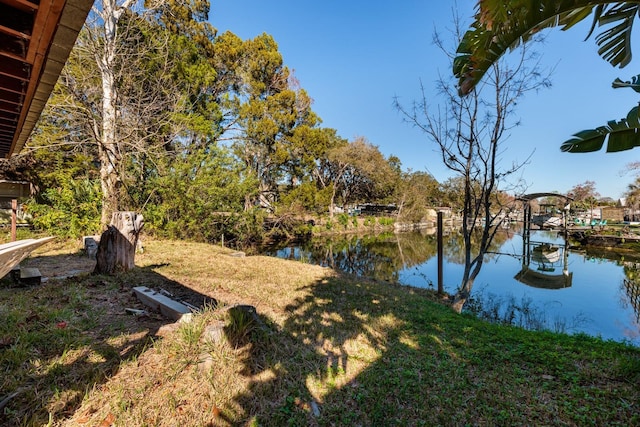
(378, 217), (395, 226)
(277, 182), (328, 214)
(337, 213), (350, 229)
(25, 179), (101, 238)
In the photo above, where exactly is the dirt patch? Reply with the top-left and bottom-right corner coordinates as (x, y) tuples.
(22, 253), (96, 280)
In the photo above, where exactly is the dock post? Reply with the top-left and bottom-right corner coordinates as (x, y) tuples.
(437, 210), (444, 295)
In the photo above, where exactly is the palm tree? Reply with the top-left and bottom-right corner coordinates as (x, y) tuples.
(454, 1), (640, 153)
(625, 176), (640, 219)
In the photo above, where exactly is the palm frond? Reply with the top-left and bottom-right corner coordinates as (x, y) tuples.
(560, 105), (640, 152)
(612, 74), (640, 92)
(455, 1), (635, 95)
(594, 3), (638, 67)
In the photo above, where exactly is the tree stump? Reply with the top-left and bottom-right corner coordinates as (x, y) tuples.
(94, 211), (144, 274)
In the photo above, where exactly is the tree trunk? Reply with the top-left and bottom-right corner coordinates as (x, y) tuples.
(96, 0), (130, 226)
(94, 211), (144, 274)
(329, 184), (337, 219)
(98, 38), (121, 226)
(99, 145), (121, 226)
(451, 286), (471, 314)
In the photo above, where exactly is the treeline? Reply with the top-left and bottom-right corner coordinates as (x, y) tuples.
(8, 1), (484, 246)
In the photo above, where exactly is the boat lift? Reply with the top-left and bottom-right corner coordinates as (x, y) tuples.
(514, 193), (573, 289)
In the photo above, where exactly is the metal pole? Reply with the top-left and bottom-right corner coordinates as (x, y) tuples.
(523, 202), (530, 266)
(11, 199), (17, 242)
(437, 210), (444, 295)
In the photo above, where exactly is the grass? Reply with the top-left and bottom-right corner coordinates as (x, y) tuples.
(0, 237), (638, 426)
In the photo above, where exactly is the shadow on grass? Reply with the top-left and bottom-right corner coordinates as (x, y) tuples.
(228, 272), (640, 426)
(225, 273), (458, 425)
(0, 254), (215, 426)
(3, 246), (638, 426)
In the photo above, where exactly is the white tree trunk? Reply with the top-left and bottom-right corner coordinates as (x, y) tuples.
(95, 0), (135, 225)
(99, 65), (120, 225)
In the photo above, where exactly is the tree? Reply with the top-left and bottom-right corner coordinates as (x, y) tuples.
(22, 141), (102, 237)
(43, 0), (217, 226)
(274, 127), (346, 216)
(395, 171), (441, 223)
(440, 176), (467, 213)
(30, 1), (341, 239)
(145, 143), (260, 245)
(455, 1), (640, 153)
(397, 20), (549, 313)
(0, 154), (37, 183)
(323, 137), (398, 216)
(225, 33), (329, 211)
(455, 1), (635, 95)
(567, 180), (600, 208)
(26, 105), (103, 236)
(90, 0), (140, 225)
(560, 75), (640, 153)
(567, 180), (600, 222)
(624, 177), (640, 219)
(26, 0), (233, 237)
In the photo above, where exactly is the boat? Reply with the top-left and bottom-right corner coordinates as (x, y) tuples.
(532, 214), (563, 229)
(532, 243), (561, 264)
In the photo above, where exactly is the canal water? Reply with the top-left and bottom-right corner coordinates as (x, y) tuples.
(261, 228), (640, 346)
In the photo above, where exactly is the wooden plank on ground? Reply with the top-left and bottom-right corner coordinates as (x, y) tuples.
(0, 237), (54, 279)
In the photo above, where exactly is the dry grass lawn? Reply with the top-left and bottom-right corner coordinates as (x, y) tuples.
(0, 237), (638, 426)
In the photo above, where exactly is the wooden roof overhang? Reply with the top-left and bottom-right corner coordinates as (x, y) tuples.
(0, 0), (94, 158)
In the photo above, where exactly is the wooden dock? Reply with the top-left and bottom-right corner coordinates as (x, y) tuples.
(568, 231), (640, 248)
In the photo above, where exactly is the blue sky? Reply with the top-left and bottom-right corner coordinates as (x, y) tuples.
(210, 0), (640, 199)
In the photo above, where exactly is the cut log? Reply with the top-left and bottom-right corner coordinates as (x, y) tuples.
(94, 212), (144, 274)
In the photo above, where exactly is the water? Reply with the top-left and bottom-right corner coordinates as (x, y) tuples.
(261, 228), (640, 346)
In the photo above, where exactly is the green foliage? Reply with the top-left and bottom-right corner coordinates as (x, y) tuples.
(25, 179), (101, 238)
(225, 306), (258, 344)
(561, 105), (640, 153)
(235, 48), (329, 208)
(337, 213), (350, 229)
(456, 2), (640, 155)
(396, 171), (441, 222)
(24, 0), (419, 243)
(25, 128), (102, 237)
(277, 182), (327, 215)
(616, 353), (640, 384)
(145, 145), (263, 247)
(567, 181), (600, 211)
(440, 176), (467, 212)
(363, 216), (376, 227)
(378, 217), (395, 226)
(455, 2), (636, 95)
(325, 137), (399, 208)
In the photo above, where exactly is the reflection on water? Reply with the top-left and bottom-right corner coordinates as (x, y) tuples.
(262, 229), (640, 346)
(623, 266), (640, 324)
(267, 230), (438, 282)
(515, 229), (572, 290)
